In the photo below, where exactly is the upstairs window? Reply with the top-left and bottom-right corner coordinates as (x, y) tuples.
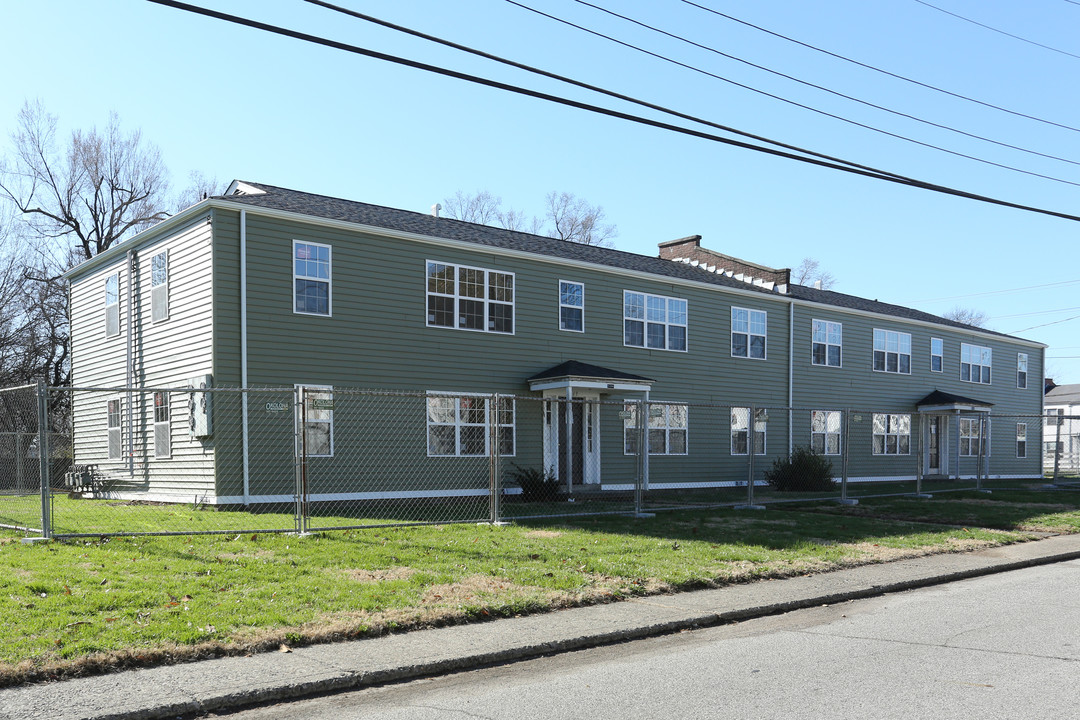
(730, 407), (766, 455)
(105, 273), (120, 337)
(873, 329), (911, 374)
(1017, 353), (1028, 389)
(811, 320), (842, 367)
(872, 413), (910, 455)
(930, 337), (943, 373)
(427, 261), (514, 334)
(623, 291), (687, 351)
(961, 343), (992, 384)
(559, 281), (584, 332)
(294, 241), (331, 316)
(151, 251), (169, 323)
(732, 307), (766, 359)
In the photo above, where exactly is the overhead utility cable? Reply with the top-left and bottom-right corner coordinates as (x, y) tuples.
(144, 0), (1080, 223)
(913, 0), (1080, 61)
(302, 0), (904, 181)
(573, 0), (1080, 168)
(680, 0), (1080, 134)
(509, 0), (1080, 187)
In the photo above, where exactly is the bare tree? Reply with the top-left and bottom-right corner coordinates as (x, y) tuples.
(942, 306), (989, 328)
(173, 170), (222, 213)
(0, 100), (170, 262)
(443, 189), (617, 247)
(794, 257), (836, 290)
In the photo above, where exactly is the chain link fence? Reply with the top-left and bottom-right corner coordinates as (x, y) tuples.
(0, 383), (1062, 538)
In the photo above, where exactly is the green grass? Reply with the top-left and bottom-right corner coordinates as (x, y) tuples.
(0, 483), (1077, 686)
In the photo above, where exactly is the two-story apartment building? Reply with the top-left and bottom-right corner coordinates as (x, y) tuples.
(63, 181), (1047, 505)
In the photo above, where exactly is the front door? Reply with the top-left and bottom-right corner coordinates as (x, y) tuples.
(543, 394), (601, 489)
(927, 416), (941, 475)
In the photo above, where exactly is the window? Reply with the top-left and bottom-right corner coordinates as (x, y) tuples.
(1016, 423), (1027, 458)
(153, 391), (171, 458)
(811, 320), (841, 367)
(930, 338), (943, 373)
(731, 307), (766, 359)
(426, 394), (515, 457)
(959, 417), (986, 457)
(731, 407), (766, 455)
(811, 410), (841, 455)
(623, 402), (687, 455)
(427, 261), (514, 334)
(873, 329), (911, 374)
(297, 386), (333, 457)
(1017, 353), (1028, 389)
(623, 291), (687, 351)
(151, 251), (169, 323)
(872, 413), (911, 455)
(105, 273), (120, 337)
(294, 241), (331, 316)
(559, 281), (584, 332)
(107, 398), (122, 460)
(960, 343), (992, 384)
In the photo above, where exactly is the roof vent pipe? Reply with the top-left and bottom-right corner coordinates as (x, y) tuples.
(431, 203), (441, 218)
(813, 280), (822, 290)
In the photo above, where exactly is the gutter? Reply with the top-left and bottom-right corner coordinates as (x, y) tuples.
(241, 210), (250, 506)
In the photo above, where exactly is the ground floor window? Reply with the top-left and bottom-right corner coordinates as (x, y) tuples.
(731, 407), (766, 455)
(959, 417), (986, 457)
(623, 402), (687, 455)
(427, 394), (515, 457)
(872, 413), (910, 455)
(153, 391), (171, 458)
(811, 410), (841, 455)
(107, 398), (122, 460)
(1016, 423), (1027, 458)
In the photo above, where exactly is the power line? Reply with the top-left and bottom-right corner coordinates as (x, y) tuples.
(143, 0), (1080, 223)
(509, 0), (1080, 187)
(990, 305), (1080, 320)
(573, 0), (1080, 170)
(680, 0), (1080, 134)
(912, 279), (1080, 303)
(1009, 314), (1080, 334)
(913, 0), (1080, 61)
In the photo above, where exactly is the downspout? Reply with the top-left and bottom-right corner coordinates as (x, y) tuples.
(788, 300), (794, 455)
(241, 210), (250, 505)
(126, 249), (135, 476)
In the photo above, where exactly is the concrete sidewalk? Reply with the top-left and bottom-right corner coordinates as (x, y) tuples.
(5, 534), (1080, 720)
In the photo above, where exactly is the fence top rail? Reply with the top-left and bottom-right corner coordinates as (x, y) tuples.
(0, 383), (38, 393)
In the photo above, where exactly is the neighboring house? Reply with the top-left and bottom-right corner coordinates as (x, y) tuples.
(1044, 382), (1080, 474)
(62, 180), (1047, 505)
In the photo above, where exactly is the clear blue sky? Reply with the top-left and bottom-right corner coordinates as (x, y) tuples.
(2, 0), (1078, 382)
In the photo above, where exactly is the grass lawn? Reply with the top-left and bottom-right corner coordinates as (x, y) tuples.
(0, 483), (1077, 686)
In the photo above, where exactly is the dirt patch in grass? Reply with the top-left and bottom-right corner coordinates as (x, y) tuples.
(523, 530), (563, 539)
(344, 566), (416, 583)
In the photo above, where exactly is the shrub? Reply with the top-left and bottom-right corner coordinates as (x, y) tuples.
(763, 446), (836, 492)
(508, 464), (560, 502)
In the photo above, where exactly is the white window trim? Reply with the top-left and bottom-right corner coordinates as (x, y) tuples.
(930, 337), (943, 373)
(293, 240), (333, 317)
(872, 328), (912, 375)
(960, 342), (992, 385)
(811, 410), (842, 456)
(104, 272), (120, 338)
(425, 392), (516, 458)
(731, 306), (767, 360)
(730, 407), (767, 456)
(1016, 422), (1027, 459)
(558, 280), (585, 333)
(871, 413), (911, 456)
(622, 291), (688, 352)
(150, 250), (169, 324)
(811, 319), (842, 368)
(959, 416), (990, 457)
(426, 260), (515, 335)
(153, 390), (171, 459)
(1017, 352), (1028, 389)
(623, 401), (688, 455)
(295, 384), (334, 457)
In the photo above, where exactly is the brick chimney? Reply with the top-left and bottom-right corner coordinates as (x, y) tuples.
(658, 236), (791, 287)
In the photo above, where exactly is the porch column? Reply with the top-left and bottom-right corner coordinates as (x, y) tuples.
(564, 386), (573, 494)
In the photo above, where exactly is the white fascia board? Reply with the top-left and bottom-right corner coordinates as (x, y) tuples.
(154, 199), (1046, 350)
(528, 378), (653, 392)
(918, 404), (993, 413)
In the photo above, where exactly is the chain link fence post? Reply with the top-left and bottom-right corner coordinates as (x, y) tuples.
(490, 393), (500, 524)
(839, 409), (855, 505)
(36, 381), (52, 539)
(295, 386), (307, 535)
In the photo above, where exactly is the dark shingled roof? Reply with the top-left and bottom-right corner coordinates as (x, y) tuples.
(222, 182), (1029, 342)
(1046, 383), (1080, 405)
(916, 390), (994, 408)
(528, 360), (654, 383)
